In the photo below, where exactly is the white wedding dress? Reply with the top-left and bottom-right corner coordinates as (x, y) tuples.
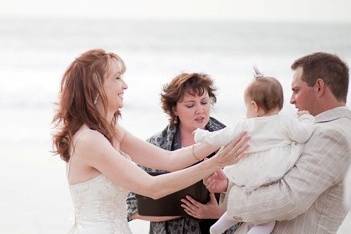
(68, 174), (132, 234)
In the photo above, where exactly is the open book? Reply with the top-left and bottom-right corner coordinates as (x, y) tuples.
(135, 171), (210, 216)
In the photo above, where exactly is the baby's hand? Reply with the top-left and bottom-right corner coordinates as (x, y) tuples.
(297, 110), (315, 123)
(297, 110), (310, 117)
(193, 128), (209, 143)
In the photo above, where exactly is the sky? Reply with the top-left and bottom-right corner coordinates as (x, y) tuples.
(1, 0), (351, 22)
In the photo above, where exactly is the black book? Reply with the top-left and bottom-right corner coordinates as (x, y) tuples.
(135, 171), (210, 216)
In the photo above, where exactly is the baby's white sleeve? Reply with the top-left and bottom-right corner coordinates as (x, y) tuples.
(194, 123), (243, 146)
(298, 113), (315, 123)
(286, 114), (315, 143)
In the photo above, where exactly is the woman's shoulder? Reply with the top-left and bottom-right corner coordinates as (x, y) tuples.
(69, 128), (108, 162)
(75, 127), (103, 140)
(73, 127), (111, 151)
(147, 124), (174, 145)
(206, 117), (226, 131)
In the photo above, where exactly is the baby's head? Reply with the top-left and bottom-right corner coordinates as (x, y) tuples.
(244, 76), (284, 118)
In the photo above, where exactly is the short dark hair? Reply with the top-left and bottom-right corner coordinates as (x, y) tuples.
(291, 52), (349, 102)
(161, 73), (216, 125)
(246, 76), (284, 113)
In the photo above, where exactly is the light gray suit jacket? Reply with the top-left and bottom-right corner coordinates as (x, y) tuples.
(227, 107), (351, 234)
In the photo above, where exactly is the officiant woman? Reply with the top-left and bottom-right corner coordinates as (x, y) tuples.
(127, 72), (238, 234)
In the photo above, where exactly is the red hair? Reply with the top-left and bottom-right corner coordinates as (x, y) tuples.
(52, 49), (126, 162)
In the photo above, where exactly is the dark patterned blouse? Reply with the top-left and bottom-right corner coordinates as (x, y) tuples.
(126, 117), (239, 234)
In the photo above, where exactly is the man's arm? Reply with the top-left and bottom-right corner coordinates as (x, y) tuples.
(227, 127), (350, 224)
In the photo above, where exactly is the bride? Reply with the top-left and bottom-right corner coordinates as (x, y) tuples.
(52, 49), (249, 234)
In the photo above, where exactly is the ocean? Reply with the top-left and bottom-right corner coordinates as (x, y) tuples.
(0, 17), (350, 233)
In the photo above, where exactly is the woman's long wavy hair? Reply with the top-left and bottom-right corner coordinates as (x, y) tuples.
(52, 49), (126, 162)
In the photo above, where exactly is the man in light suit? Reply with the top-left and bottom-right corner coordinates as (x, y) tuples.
(206, 52), (351, 233)
(345, 165), (351, 209)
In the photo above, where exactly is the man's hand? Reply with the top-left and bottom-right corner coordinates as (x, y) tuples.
(203, 169), (229, 193)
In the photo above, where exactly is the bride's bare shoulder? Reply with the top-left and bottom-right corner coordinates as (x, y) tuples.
(73, 126), (110, 149)
(115, 123), (127, 141)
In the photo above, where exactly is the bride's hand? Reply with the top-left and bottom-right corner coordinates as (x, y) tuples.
(212, 132), (249, 168)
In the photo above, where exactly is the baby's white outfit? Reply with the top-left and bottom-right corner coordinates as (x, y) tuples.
(195, 113), (314, 234)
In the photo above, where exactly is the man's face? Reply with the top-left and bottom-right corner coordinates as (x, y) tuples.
(290, 67), (318, 115)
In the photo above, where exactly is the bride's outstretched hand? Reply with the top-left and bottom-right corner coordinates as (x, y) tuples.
(212, 132), (249, 168)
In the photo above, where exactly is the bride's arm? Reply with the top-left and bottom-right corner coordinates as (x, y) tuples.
(76, 130), (248, 199)
(119, 126), (219, 171)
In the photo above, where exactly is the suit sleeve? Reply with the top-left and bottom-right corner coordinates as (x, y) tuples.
(227, 127), (350, 224)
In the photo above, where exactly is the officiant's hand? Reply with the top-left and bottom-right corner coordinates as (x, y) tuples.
(180, 193), (224, 219)
(203, 169), (228, 193)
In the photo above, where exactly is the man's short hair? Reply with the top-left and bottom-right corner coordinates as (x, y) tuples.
(291, 52), (349, 102)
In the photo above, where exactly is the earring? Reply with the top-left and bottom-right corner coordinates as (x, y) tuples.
(94, 94), (99, 105)
(173, 116), (178, 125)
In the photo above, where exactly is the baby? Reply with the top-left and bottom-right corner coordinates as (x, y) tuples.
(195, 75), (314, 234)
